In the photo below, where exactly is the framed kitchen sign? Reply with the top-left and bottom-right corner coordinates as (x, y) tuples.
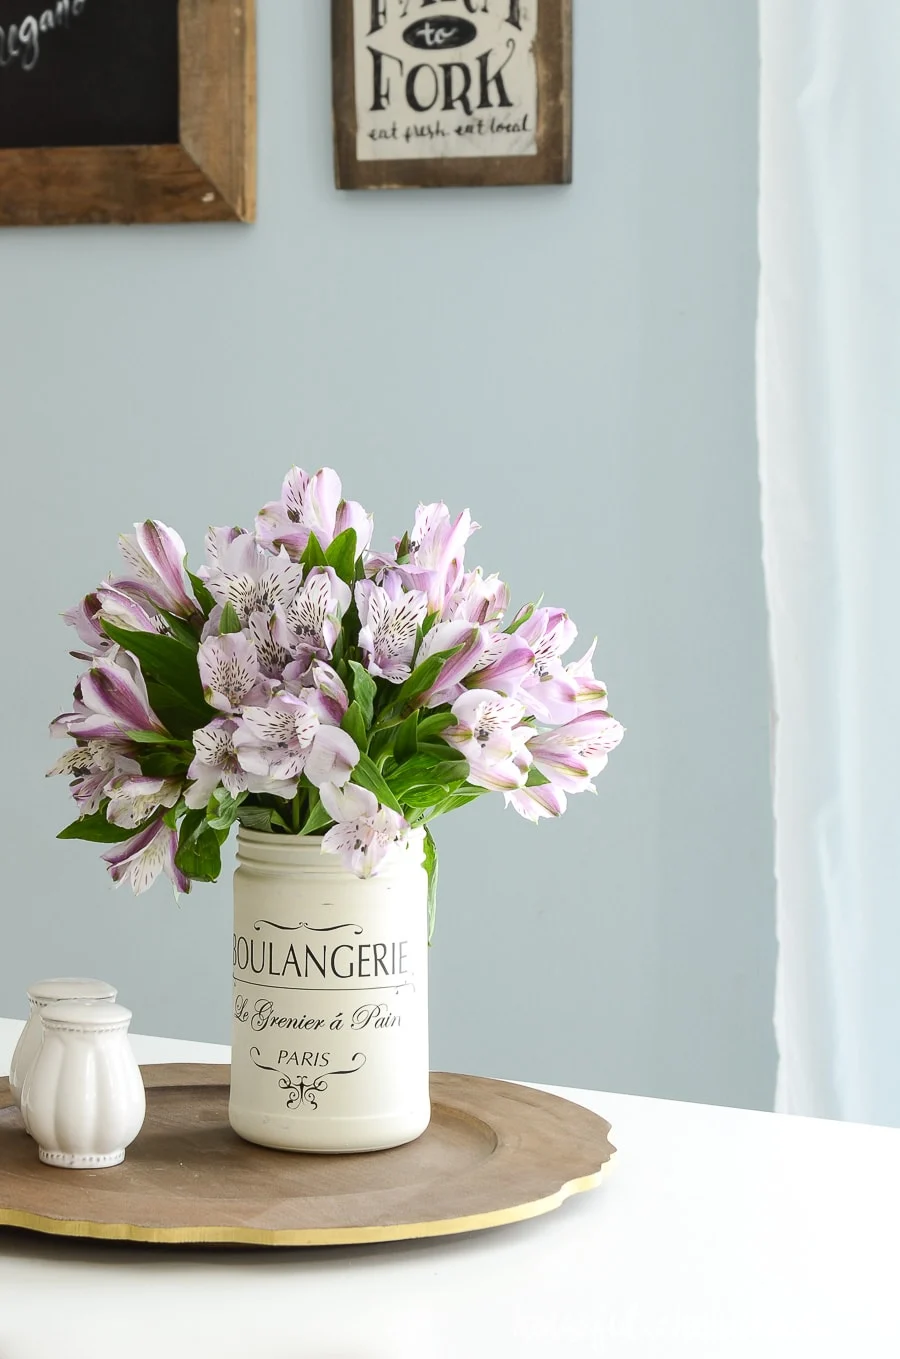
(0, 0), (256, 227)
(332, 0), (571, 190)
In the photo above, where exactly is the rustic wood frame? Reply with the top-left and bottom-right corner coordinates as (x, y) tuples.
(0, 0), (256, 227)
(332, 0), (572, 190)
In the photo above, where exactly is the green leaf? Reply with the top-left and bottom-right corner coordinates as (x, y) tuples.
(144, 681), (207, 741)
(236, 805), (275, 832)
(388, 756), (467, 798)
(429, 790), (484, 817)
(174, 811), (222, 882)
(339, 596), (361, 656)
(127, 730), (192, 747)
(416, 710), (454, 740)
(57, 807), (137, 844)
(506, 598), (542, 635)
(219, 601), (242, 635)
(301, 532), (328, 572)
(187, 569), (217, 620)
(424, 828), (438, 944)
(366, 727), (395, 766)
(348, 661), (377, 728)
(526, 767), (552, 787)
(419, 784), (488, 821)
(207, 789), (248, 832)
(100, 621), (213, 725)
(325, 528), (358, 585)
(137, 749), (190, 778)
(299, 791), (332, 836)
(341, 700), (368, 751)
(351, 752), (404, 815)
(416, 740), (467, 763)
(394, 710), (419, 764)
(401, 782), (465, 810)
(163, 799), (186, 830)
(385, 644), (463, 717)
(159, 611), (200, 650)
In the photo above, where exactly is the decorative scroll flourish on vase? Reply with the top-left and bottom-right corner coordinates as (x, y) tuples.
(252, 920), (364, 935)
(249, 1047), (367, 1111)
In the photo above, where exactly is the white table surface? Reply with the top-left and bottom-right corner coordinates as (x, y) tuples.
(1, 1018), (899, 1358)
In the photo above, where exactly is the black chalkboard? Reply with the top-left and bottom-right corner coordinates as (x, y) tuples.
(0, 0), (179, 150)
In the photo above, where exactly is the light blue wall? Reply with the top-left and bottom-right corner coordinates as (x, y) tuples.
(0, 0), (774, 1108)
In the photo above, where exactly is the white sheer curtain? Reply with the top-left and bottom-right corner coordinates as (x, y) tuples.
(759, 1), (900, 1124)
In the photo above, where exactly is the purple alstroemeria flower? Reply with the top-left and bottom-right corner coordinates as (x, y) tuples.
(62, 593), (115, 661)
(235, 697), (359, 787)
(356, 575), (428, 682)
(320, 783), (408, 878)
(256, 467), (373, 560)
(95, 585), (163, 637)
(49, 683), (90, 740)
(203, 525), (243, 568)
(443, 568), (510, 626)
(105, 775), (182, 829)
(514, 608), (583, 722)
(198, 632), (272, 713)
(304, 725), (360, 788)
(113, 520), (197, 619)
(277, 567), (352, 668)
(522, 639), (610, 727)
(185, 718), (297, 809)
(201, 531), (302, 624)
(246, 610), (294, 679)
(527, 711), (625, 793)
(443, 689), (532, 791)
(232, 695), (319, 780)
(47, 739), (141, 816)
(387, 502), (480, 615)
(504, 780), (569, 823)
(464, 630), (535, 697)
(103, 817), (189, 896)
(417, 621), (487, 707)
(291, 659), (350, 725)
(66, 659), (167, 740)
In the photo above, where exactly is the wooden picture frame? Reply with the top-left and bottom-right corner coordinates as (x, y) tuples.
(332, 0), (572, 190)
(0, 0), (256, 228)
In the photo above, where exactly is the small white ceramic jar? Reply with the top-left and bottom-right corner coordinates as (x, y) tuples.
(21, 1000), (146, 1169)
(8, 977), (117, 1110)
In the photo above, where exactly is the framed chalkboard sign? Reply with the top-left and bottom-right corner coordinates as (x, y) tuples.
(331, 0), (571, 190)
(0, 0), (256, 226)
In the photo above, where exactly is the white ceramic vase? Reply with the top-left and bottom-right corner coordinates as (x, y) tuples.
(230, 828), (430, 1153)
(8, 976), (117, 1110)
(21, 1000), (146, 1169)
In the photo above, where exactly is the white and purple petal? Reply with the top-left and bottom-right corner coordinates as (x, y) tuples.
(465, 632), (535, 696)
(198, 632), (268, 712)
(504, 782), (568, 822)
(106, 775), (181, 829)
(356, 578), (428, 682)
(76, 660), (166, 737)
(303, 726), (360, 788)
(418, 622), (487, 706)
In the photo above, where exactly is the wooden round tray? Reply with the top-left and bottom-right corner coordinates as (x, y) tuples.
(0, 1064), (614, 1247)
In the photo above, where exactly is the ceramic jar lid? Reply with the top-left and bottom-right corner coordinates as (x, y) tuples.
(41, 1000), (133, 1029)
(27, 977), (117, 1005)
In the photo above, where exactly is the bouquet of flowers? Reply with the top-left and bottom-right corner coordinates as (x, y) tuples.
(50, 468), (623, 923)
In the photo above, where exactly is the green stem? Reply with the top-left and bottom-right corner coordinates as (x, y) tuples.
(291, 791), (301, 834)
